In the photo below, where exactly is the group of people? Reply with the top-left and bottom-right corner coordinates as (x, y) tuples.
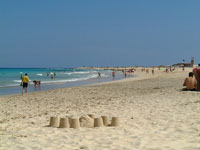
(20, 73), (41, 95)
(21, 72), (57, 94)
(47, 72), (56, 79)
(141, 68), (155, 75)
(183, 68), (200, 91)
(165, 66), (176, 73)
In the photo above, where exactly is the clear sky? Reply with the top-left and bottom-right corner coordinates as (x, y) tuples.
(1, 0), (200, 68)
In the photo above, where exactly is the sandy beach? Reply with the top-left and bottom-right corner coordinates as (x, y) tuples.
(1, 68), (200, 150)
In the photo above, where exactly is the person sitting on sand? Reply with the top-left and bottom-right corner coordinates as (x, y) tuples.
(182, 72), (197, 91)
(193, 67), (200, 91)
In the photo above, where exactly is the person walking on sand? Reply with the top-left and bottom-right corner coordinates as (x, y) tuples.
(182, 72), (197, 91)
(21, 73), (30, 94)
(152, 68), (155, 75)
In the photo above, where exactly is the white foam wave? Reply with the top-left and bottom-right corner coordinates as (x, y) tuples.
(64, 71), (89, 75)
(13, 80), (22, 83)
(101, 74), (109, 77)
(41, 74), (98, 84)
(1, 72), (106, 88)
(13, 79), (32, 82)
(0, 84), (19, 88)
(36, 74), (43, 76)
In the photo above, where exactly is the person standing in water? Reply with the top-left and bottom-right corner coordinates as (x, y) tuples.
(124, 70), (127, 78)
(112, 70), (116, 79)
(21, 73), (30, 95)
(98, 72), (101, 78)
(51, 73), (54, 79)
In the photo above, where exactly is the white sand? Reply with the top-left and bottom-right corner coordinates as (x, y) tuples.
(1, 68), (200, 150)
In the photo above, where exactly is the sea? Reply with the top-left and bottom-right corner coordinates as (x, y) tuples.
(0, 68), (128, 96)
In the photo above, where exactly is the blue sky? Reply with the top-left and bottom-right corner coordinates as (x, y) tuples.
(1, 0), (200, 68)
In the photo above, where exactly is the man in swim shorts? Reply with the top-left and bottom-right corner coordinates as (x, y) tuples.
(21, 73), (30, 94)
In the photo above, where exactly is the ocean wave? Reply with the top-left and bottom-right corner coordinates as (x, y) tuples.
(36, 74), (43, 76)
(64, 71), (90, 75)
(1, 72), (106, 88)
(13, 80), (22, 83)
(41, 74), (98, 84)
(0, 84), (19, 88)
(64, 71), (98, 75)
(101, 74), (109, 77)
(13, 79), (32, 83)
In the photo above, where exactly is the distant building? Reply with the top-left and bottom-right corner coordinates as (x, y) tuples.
(173, 57), (194, 67)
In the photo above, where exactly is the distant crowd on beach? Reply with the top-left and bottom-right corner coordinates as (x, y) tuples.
(140, 65), (200, 91)
(141, 66), (177, 74)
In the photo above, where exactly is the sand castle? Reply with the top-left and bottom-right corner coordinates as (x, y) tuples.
(48, 115), (120, 129)
(59, 117), (70, 128)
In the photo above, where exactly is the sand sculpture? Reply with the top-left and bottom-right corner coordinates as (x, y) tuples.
(48, 115), (120, 129)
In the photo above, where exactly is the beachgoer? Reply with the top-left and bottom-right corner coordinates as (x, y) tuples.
(193, 68), (200, 91)
(50, 72), (54, 79)
(146, 69), (149, 74)
(122, 70), (124, 74)
(21, 73), (30, 94)
(152, 69), (154, 75)
(182, 66), (185, 71)
(124, 71), (127, 78)
(112, 70), (115, 78)
(182, 72), (197, 91)
(169, 66), (172, 72)
(51, 74), (54, 79)
(98, 72), (101, 78)
(54, 72), (56, 77)
(20, 72), (23, 79)
(20, 72), (23, 86)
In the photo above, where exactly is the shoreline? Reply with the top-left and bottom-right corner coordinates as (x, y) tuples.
(0, 70), (134, 97)
(0, 67), (190, 97)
